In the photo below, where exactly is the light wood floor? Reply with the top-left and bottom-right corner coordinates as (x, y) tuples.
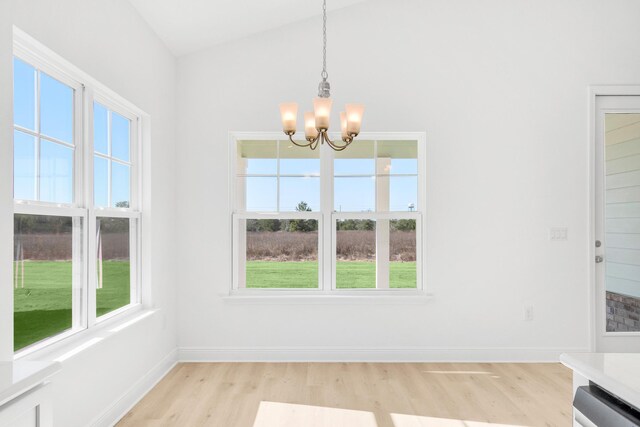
(117, 362), (572, 427)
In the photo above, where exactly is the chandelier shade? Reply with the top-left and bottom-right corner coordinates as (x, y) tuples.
(304, 112), (319, 140)
(345, 104), (364, 135)
(279, 102), (298, 134)
(278, 0), (364, 151)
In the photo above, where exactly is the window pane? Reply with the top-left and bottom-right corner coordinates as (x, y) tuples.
(604, 112), (640, 332)
(377, 140), (418, 175)
(237, 140), (277, 175)
(245, 219), (318, 288)
(94, 156), (108, 207)
(96, 217), (131, 316)
(39, 139), (73, 204)
(240, 177), (277, 211)
(336, 219), (376, 288)
(376, 175), (418, 212)
(40, 73), (73, 144)
(279, 177), (320, 212)
(14, 130), (36, 201)
(280, 159), (320, 176)
(14, 214), (77, 351)
(334, 140), (375, 175)
(389, 219), (417, 288)
(334, 177), (375, 212)
(389, 159), (418, 175)
(111, 112), (130, 161)
(279, 140), (320, 176)
(111, 162), (130, 208)
(93, 102), (108, 155)
(13, 58), (36, 130)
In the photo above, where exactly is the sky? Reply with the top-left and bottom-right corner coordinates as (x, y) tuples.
(13, 57), (130, 208)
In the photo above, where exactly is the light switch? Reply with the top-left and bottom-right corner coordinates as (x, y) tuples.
(550, 227), (568, 241)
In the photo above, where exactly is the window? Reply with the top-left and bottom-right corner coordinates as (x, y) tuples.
(232, 134), (424, 293)
(12, 37), (142, 353)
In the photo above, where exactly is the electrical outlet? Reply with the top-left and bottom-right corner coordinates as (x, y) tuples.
(550, 227), (568, 241)
(524, 305), (534, 321)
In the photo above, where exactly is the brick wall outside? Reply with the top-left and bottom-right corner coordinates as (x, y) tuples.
(607, 291), (640, 332)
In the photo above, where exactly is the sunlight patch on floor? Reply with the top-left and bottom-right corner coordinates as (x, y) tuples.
(252, 401), (378, 427)
(391, 413), (527, 427)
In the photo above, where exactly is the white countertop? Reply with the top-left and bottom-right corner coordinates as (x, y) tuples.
(561, 353), (640, 408)
(0, 360), (61, 407)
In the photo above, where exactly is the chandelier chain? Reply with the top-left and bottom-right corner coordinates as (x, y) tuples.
(321, 0), (328, 80)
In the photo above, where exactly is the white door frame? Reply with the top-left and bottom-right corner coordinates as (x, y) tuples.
(589, 85), (640, 352)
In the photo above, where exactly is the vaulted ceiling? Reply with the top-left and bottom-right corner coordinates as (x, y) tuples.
(128, 0), (367, 56)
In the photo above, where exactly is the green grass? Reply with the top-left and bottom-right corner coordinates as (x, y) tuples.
(247, 261), (416, 289)
(247, 261), (318, 288)
(14, 260), (130, 351)
(96, 261), (131, 317)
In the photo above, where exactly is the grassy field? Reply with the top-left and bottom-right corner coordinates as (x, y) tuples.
(14, 260), (130, 351)
(14, 259), (412, 350)
(246, 261), (416, 289)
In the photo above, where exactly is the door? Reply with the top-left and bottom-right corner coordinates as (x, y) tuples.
(595, 95), (640, 352)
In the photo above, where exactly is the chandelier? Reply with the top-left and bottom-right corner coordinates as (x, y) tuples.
(279, 0), (364, 151)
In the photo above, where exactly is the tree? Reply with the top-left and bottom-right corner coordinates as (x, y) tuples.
(336, 219), (375, 231)
(288, 201), (317, 232)
(246, 219), (282, 232)
(391, 219), (416, 231)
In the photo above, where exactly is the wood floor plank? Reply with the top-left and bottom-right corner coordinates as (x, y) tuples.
(117, 362), (572, 427)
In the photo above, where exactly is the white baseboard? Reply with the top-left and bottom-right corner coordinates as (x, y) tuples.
(178, 346), (590, 363)
(91, 348), (178, 427)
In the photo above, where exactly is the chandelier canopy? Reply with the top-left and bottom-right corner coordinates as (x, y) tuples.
(279, 0), (364, 151)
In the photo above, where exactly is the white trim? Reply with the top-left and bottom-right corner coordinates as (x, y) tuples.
(178, 346), (589, 363)
(13, 203), (85, 217)
(90, 348), (178, 427)
(233, 212), (322, 220)
(94, 209), (140, 219)
(333, 212), (420, 220)
(222, 292), (432, 302)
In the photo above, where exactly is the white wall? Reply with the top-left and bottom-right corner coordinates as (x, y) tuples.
(176, 0), (640, 359)
(1, 0), (178, 425)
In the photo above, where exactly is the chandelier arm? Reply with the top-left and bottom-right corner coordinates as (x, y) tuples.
(288, 133), (319, 148)
(321, 131), (352, 151)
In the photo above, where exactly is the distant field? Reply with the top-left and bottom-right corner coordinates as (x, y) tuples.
(247, 230), (416, 262)
(14, 260), (130, 351)
(246, 261), (416, 289)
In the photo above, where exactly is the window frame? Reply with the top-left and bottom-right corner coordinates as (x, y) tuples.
(13, 30), (144, 356)
(229, 131), (427, 296)
(87, 92), (142, 326)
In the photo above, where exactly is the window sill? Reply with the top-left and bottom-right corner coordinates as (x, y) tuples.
(221, 291), (434, 305)
(15, 305), (159, 363)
